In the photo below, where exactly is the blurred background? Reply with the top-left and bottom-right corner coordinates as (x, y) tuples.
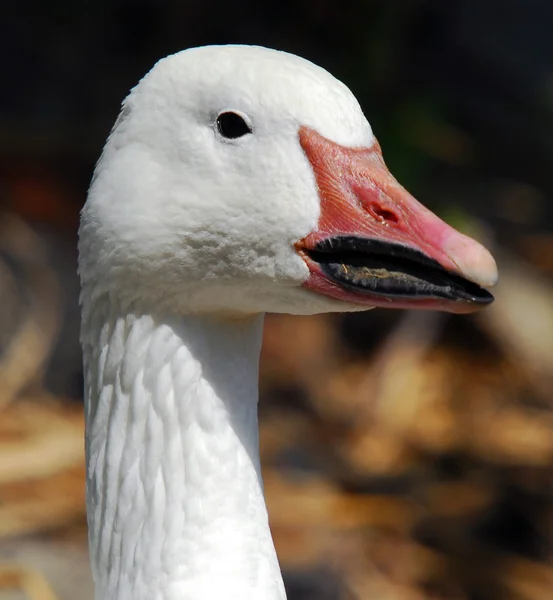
(1, 0), (553, 598)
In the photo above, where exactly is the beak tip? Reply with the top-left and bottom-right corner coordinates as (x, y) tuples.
(471, 258), (499, 289)
(445, 236), (498, 289)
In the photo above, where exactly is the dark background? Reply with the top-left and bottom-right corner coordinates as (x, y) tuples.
(1, 1), (553, 599)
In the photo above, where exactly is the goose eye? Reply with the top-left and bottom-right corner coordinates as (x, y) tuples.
(216, 112), (252, 139)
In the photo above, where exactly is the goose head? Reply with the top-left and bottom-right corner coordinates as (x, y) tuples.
(79, 45), (497, 317)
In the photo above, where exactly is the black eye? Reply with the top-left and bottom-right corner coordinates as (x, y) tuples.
(216, 112), (252, 139)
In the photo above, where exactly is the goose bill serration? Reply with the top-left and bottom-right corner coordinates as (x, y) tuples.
(295, 127), (497, 314)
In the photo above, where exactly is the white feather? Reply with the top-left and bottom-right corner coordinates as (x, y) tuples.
(80, 44), (377, 600)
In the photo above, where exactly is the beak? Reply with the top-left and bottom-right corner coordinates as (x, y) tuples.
(295, 126), (498, 314)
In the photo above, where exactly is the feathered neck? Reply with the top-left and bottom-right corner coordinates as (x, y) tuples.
(81, 296), (285, 600)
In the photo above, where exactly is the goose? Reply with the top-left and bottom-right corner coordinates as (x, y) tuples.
(78, 44), (498, 600)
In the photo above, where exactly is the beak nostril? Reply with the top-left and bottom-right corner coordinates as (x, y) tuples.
(369, 204), (399, 225)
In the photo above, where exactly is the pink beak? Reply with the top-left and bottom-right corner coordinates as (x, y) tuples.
(296, 127), (498, 314)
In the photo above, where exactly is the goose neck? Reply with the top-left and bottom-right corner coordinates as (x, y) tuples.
(82, 302), (285, 600)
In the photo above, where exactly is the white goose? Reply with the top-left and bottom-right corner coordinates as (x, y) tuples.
(79, 45), (498, 600)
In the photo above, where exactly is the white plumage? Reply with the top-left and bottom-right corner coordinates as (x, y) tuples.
(79, 45), (497, 600)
